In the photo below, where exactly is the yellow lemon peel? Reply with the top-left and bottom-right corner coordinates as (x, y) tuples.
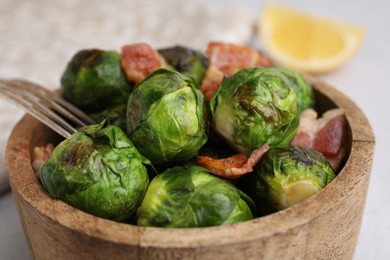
(259, 4), (365, 74)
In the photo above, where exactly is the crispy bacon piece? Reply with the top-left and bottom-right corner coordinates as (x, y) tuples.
(200, 66), (224, 101)
(207, 41), (272, 76)
(200, 42), (272, 100)
(196, 144), (270, 179)
(32, 143), (55, 175)
(121, 43), (166, 83)
(290, 108), (347, 170)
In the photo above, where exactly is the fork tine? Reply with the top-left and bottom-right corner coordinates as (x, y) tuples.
(49, 95), (96, 125)
(4, 79), (96, 126)
(0, 79), (98, 139)
(46, 98), (92, 127)
(23, 91), (79, 133)
(0, 86), (73, 138)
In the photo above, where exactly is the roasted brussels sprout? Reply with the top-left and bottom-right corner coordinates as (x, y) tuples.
(127, 68), (208, 165)
(210, 67), (299, 155)
(158, 46), (208, 84)
(61, 49), (132, 113)
(137, 165), (255, 227)
(39, 122), (151, 222)
(273, 67), (315, 112)
(240, 145), (336, 212)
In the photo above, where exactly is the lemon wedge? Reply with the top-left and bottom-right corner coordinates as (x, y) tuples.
(259, 4), (365, 74)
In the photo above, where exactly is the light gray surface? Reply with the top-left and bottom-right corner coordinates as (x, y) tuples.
(0, 192), (31, 259)
(1, 0), (389, 259)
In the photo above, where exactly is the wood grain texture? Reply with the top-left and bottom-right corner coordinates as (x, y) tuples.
(6, 78), (375, 260)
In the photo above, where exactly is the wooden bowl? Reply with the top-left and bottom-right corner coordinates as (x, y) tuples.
(6, 78), (375, 260)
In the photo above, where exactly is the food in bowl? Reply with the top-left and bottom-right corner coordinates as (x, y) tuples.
(34, 42), (347, 228)
(209, 67), (300, 155)
(61, 49), (133, 113)
(126, 68), (208, 166)
(7, 64), (374, 259)
(237, 145), (336, 215)
(38, 123), (151, 222)
(137, 164), (255, 228)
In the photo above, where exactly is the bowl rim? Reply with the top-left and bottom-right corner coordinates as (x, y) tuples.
(5, 77), (375, 248)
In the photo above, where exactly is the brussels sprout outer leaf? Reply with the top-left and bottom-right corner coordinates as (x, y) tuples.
(273, 67), (315, 112)
(210, 67), (299, 155)
(61, 49), (132, 113)
(254, 145), (336, 210)
(127, 69), (208, 165)
(137, 165), (254, 227)
(158, 46), (208, 84)
(39, 122), (150, 221)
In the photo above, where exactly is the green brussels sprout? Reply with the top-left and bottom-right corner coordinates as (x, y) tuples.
(39, 122), (151, 222)
(137, 165), (255, 227)
(127, 68), (208, 165)
(273, 67), (315, 112)
(240, 145), (336, 212)
(61, 49), (132, 113)
(158, 46), (208, 84)
(89, 104), (127, 131)
(210, 67), (299, 155)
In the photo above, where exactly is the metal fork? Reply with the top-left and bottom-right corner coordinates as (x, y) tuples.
(0, 79), (96, 139)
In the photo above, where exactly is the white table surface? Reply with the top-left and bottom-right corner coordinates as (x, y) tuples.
(1, 0), (389, 259)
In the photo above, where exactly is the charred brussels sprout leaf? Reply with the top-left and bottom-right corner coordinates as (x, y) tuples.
(127, 68), (208, 165)
(39, 122), (150, 222)
(210, 67), (299, 155)
(61, 49), (132, 113)
(242, 145), (336, 211)
(137, 165), (254, 227)
(273, 67), (315, 112)
(158, 46), (208, 84)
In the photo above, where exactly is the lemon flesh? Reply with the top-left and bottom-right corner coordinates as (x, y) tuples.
(259, 4), (365, 74)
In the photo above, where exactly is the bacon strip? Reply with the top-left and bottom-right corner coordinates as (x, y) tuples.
(121, 43), (166, 83)
(200, 42), (272, 100)
(200, 66), (224, 101)
(290, 108), (347, 170)
(196, 144), (270, 179)
(32, 143), (55, 175)
(207, 41), (272, 76)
